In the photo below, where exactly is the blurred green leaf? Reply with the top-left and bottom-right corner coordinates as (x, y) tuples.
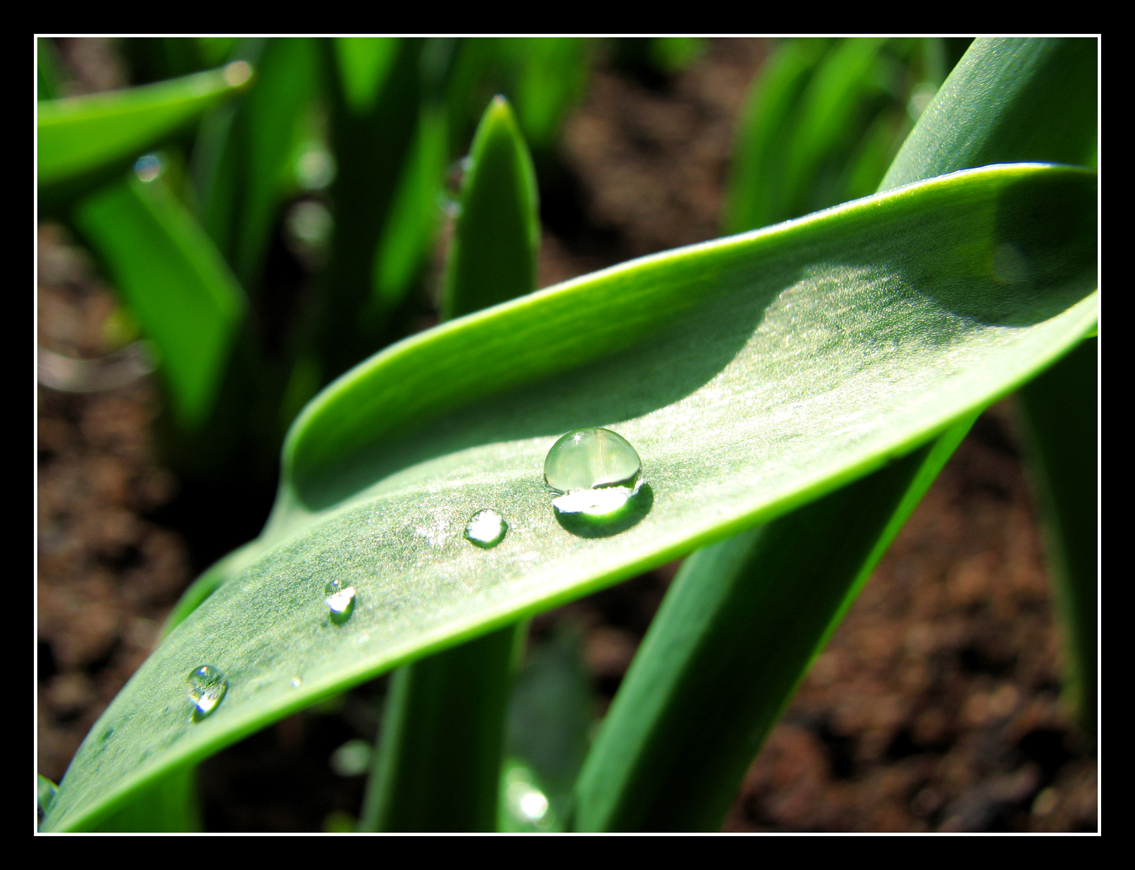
(37, 62), (253, 209)
(193, 37), (319, 296)
(370, 103), (448, 320)
(70, 174), (247, 431)
(442, 95), (539, 320)
(1016, 338), (1097, 736)
(315, 37), (423, 381)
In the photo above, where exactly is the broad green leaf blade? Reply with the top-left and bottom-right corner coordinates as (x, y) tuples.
(43, 164), (1097, 832)
(363, 95), (539, 832)
(37, 62), (253, 209)
(572, 419), (973, 831)
(442, 95), (539, 320)
(70, 175), (247, 431)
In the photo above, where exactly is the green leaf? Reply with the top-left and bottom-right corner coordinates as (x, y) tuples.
(442, 95), (539, 319)
(42, 163), (1097, 832)
(369, 103), (449, 320)
(192, 37), (319, 295)
(359, 625), (524, 831)
(880, 37), (1097, 192)
(314, 37), (424, 381)
(572, 420), (973, 830)
(880, 36), (1099, 738)
(70, 174), (247, 431)
(1016, 337), (1097, 736)
(37, 62), (253, 209)
(362, 95), (540, 832)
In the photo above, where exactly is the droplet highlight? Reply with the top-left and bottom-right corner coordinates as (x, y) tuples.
(325, 579), (356, 623)
(133, 153), (162, 182)
(544, 427), (643, 516)
(464, 508), (508, 548)
(187, 665), (228, 720)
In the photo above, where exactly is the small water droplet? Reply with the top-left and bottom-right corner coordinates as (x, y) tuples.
(544, 427), (643, 516)
(290, 675), (303, 689)
(133, 153), (162, 182)
(464, 508), (508, 548)
(187, 665), (228, 720)
(325, 579), (356, 623)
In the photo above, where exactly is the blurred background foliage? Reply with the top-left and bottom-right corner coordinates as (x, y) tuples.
(38, 36), (1098, 833)
(37, 37), (972, 525)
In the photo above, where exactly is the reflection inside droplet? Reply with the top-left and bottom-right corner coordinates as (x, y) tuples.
(325, 579), (356, 623)
(187, 665), (228, 720)
(133, 154), (162, 182)
(464, 508), (508, 548)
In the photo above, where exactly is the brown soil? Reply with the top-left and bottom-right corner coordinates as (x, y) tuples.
(36, 38), (1097, 833)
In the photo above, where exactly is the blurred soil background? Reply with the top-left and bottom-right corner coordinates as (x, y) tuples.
(36, 37), (1098, 833)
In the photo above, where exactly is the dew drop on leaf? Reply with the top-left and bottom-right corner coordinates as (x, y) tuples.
(543, 427), (643, 516)
(324, 579), (357, 623)
(187, 665), (228, 720)
(464, 508), (508, 548)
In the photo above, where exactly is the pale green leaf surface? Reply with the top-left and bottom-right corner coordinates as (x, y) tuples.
(43, 163), (1097, 831)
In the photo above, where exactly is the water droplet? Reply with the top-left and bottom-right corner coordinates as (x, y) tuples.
(464, 508), (508, 548)
(290, 674), (303, 689)
(187, 665), (228, 720)
(544, 427), (643, 516)
(325, 579), (356, 623)
(133, 153), (162, 182)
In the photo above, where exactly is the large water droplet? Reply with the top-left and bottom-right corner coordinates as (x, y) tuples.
(187, 665), (228, 720)
(464, 508), (508, 548)
(325, 579), (357, 623)
(544, 428), (643, 515)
